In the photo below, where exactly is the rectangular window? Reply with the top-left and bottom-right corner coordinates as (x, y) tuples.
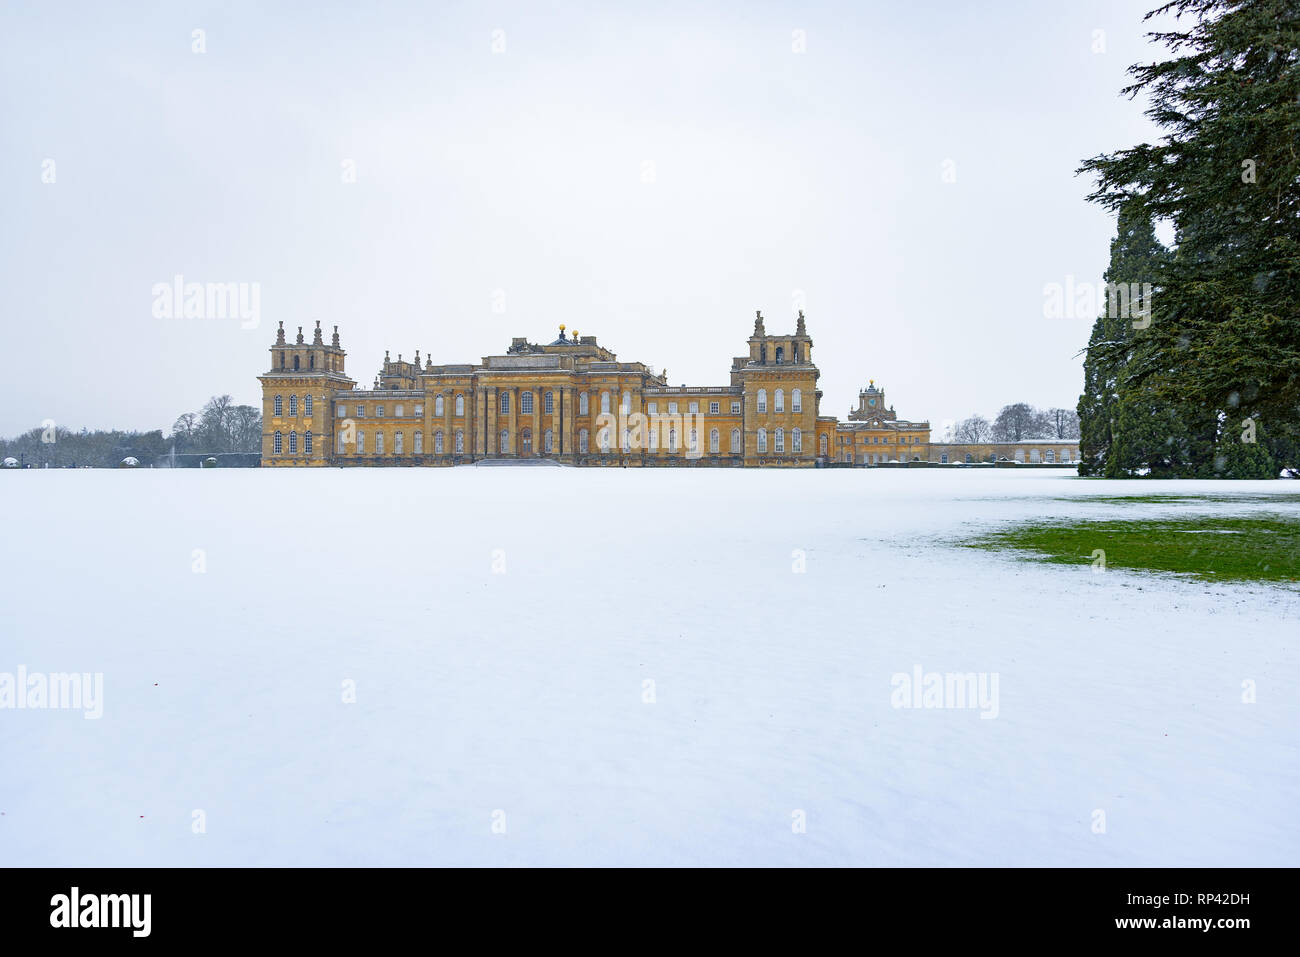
(731, 402), (741, 414)
(521, 392), (533, 414)
(668, 402), (678, 415)
(688, 401), (698, 414)
(356, 405), (365, 418)
(647, 402), (657, 415)
(544, 393), (554, 414)
(395, 404), (404, 417)
(376, 406), (385, 417)
(336, 403), (345, 417)
(709, 402), (719, 414)
(414, 404), (423, 416)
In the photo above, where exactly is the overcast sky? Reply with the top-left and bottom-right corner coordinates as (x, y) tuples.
(0, 0), (1169, 436)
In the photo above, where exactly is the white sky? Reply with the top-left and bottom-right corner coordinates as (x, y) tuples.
(0, 0), (1168, 436)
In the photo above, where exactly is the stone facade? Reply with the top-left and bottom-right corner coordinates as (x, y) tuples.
(258, 315), (1076, 468)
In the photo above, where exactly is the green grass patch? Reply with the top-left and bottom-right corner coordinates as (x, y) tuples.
(967, 515), (1300, 583)
(1051, 493), (1300, 506)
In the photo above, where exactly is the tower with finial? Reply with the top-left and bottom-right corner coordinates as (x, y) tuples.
(259, 320), (353, 466)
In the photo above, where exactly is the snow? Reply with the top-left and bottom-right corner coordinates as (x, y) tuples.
(1, 468), (1296, 866)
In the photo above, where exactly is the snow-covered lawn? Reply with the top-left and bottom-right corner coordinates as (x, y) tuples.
(1, 468), (1296, 866)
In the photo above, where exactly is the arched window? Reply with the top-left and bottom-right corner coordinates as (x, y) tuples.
(1014, 449), (1025, 463)
(600, 428), (611, 453)
(819, 433), (827, 455)
(668, 428), (677, 453)
(544, 429), (553, 453)
(792, 428), (802, 452)
(710, 429), (719, 453)
(280, 354), (285, 369)
(940, 452), (948, 464)
(338, 432), (347, 453)
(521, 391), (533, 414)
(689, 428), (698, 453)
(1030, 449), (1041, 463)
(357, 431), (365, 454)
(544, 392), (554, 414)
(304, 431), (313, 453)
(288, 431), (298, 453)
(499, 429), (509, 453)
(601, 391), (610, 414)
(499, 392), (510, 415)
(731, 428), (741, 453)
(273, 431), (282, 454)
(433, 431), (442, 454)
(274, 395), (283, 416)
(758, 428), (767, 452)
(435, 395), (444, 416)
(376, 432), (385, 455)
(579, 429), (589, 453)
(455, 430), (464, 453)
(579, 392), (589, 416)
(414, 431), (423, 453)
(621, 391), (631, 414)
(309, 353), (315, 369)
(455, 394), (464, 416)
(304, 395), (313, 416)
(775, 428), (785, 452)
(621, 426), (630, 453)
(1062, 449), (1073, 463)
(1046, 449), (1055, 463)
(395, 432), (404, 454)
(775, 389), (784, 413)
(289, 395), (298, 416)
(757, 389), (767, 413)
(775, 346), (784, 364)
(293, 355), (300, 370)
(964, 453), (973, 463)
(792, 389), (802, 413)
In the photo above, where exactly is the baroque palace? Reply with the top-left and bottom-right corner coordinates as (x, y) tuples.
(258, 313), (1079, 467)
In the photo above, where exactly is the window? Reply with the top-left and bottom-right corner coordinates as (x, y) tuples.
(647, 402), (657, 415)
(415, 431), (423, 453)
(376, 405), (385, 417)
(376, 432), (385, 454)
(793, 428), (802, 452)
(775, 428), (785, 452)
(305, 431), (313, 453)
(414, 404), (423, 416)
(758, 428), (767, 452)
(289, 430), (298, 453)
(731, 402), (741, 414)
(792, 389), (801, 413)
(395, 404), (404, 418)
(1062, 449), (1072, 463)
(455, 430), (464, 453)
(579, 429), (589, 453)
(648, 422), (659, 451)
(273, 430), (282, 453)
(293, 355), (299, 370)
(775, 346), (784, 363)
(395, 432), (404, 454)
(274, 395), (283, 416)
(435, 395), (444, 416)
(668, 428), (677, 452)
(289, 395), (298, 416)
(521, 391), (533, 414)
(579, 393), (589, 415)
(775, 389), (784, 413)
(622, 392), (631, 414)
(689, 401), (698, 414)
(940, 452), (948, 464)
(1046, 449), (1055, 463)
(433, 431), (442, 454)
(964, 453), (973, 463)
(544, 429), (553, 453)
(819, 433), (826, 455)
(544, 392), (554, 414)
(668, 401), (678, 415)
(600, 428), (611, 453)
(338, 432), (347, 453)
(304, 395), (313, 416)
(356, 405), (365, 418)
(455, 394), (464, 416)
(499, 392), (510, 415)
(499, 429), (509, 453)
(709, 402), (719, 414)
(731, 428), (741, 453)
(1030, 449), (1041, 463)
(1015, 450), (1025, 463)
(757, 390), (767, 413)
(336, 402), (345, 417)
(601, 392), (610, 414)
(709, 429), (719, 453)
(357, 431), (365, 454)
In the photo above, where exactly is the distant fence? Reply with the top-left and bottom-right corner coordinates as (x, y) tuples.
(153, 452), (261, 469)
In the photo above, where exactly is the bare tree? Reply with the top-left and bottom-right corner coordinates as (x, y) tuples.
(1044, 407), (1081, 440)
(954, 414), (992, 443)
(991, 403), (1050, 442)
(171, 412), (199, 451)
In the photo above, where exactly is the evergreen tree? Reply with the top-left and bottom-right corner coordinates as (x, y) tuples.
(1079, 0), (1300, 475)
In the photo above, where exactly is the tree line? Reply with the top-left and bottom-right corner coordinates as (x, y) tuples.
(947, 404), (1081, 445)
(1075, 0), (1298, 479)
(0, 395), (261, 468)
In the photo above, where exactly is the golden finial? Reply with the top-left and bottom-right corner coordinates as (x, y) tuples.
(559, 323), (566, 332)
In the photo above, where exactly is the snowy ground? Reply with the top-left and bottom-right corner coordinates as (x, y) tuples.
(1, 467), (1296, 866)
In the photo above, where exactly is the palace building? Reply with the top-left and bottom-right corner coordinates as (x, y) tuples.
(258, 313), (1078, 467)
